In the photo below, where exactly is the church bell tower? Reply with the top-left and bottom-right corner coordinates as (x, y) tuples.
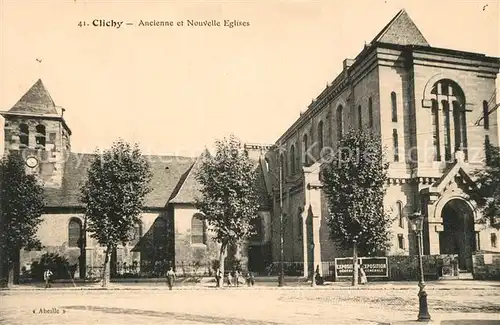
(0, 79), (72, 188)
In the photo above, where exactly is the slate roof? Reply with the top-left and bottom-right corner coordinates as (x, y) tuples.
(44, 152), (196, 208)
(9, 79), (59, 115)
(169, 150), (271, 210)
(371, 9), (429, 47)
(169, 150), (208, 204)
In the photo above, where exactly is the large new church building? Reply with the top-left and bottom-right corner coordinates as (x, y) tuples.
(1, 9), (500, 281)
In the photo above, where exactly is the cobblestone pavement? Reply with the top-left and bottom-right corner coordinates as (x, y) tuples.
(1, 287), (499, 325)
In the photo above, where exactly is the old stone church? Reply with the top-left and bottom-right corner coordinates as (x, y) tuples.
(1, 9), (500, 280)
(0, 79), (272, 279)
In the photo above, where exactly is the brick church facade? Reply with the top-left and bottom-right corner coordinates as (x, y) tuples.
(259, 9), (500, 278)
(1, 9), (500, 280)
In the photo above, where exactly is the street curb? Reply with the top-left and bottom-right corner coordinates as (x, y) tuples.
(1, 286), (498, 292)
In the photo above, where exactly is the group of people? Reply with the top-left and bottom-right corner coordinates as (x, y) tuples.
(215, 269), (255, 287)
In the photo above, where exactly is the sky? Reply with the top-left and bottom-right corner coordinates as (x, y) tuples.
(1, 0), (499, 157)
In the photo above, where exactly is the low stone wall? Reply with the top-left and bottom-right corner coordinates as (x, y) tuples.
(387, 254), (457, 281)
(473, 252), (500, 280)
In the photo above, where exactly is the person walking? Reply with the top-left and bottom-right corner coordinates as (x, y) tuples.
(43, 268), (53, 289)
(226, 272), (232, 287)
(234, 270), (240, 287)
(166, 267), (176, 290)
(359, 264), (368, 285)
(215, 268), (222, 288)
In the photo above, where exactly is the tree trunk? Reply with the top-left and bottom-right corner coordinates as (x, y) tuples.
(219, 243), (226, 288)
(7, 264), (14, 288)
(101, 246), (111, 288)
(352, 240), (358, 287)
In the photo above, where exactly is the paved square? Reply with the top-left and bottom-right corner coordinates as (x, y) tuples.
(1, 285), (499, 325)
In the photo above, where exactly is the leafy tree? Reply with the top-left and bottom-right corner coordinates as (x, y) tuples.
(80, 139), (152, 287)
(474, 141), (500, 228)
(195, 135), (259, 287)
(321, 129), (393, 285)
(0, 152), (44, 287)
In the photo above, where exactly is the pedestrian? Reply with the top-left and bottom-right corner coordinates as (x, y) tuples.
(166, 267), (176, 290)
(315, 265), (324, 285)
(215, 268), (222, 287)
(359, 264), (367, 285)
(43, 268), (53, 289)
(226, 272), (232, 287)
(246, 271), (254, 287)
(234, 270), (240, 287)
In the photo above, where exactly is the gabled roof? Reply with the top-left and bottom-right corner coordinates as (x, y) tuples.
(44, 152), (196, 208)
(9, 79), (59, 115)
(424, 152), (478, 195)
(168, 150), (208, 204)
(371, 9), (429, 47)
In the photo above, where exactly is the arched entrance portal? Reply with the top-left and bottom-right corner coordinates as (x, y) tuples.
(439, 199), (476, 271)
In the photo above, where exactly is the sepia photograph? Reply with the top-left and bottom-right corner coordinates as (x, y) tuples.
(0, 0), (499, 324)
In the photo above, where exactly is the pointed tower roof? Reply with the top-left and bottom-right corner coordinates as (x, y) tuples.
(371, 9), (429, 47)
(9, 79), (58, 115)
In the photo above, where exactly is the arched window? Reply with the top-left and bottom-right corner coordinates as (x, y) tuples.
(431, 100), (441, 161)
(358, 105), (362, 129)
(303, 134), (309, 166)
(191, 214), (206, 244)
(392, 129), (399, 162)
(442, 100), (452, 161)
(368, 97), (373, 128)
(396, 202), (404, 228)
(391, 92), (398, 122)
(483, 100), (489, 130)
(290, 145), (295, 174)
(68, 218), (82, 248)
(317, 121), (324, 154)
(251, 216), (263, 241)
(336, 105), (344, 140)
(35, 124), (46, 148)
(19, 124), (29, 147)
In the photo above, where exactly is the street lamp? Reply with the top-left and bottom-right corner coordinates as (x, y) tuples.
(409, 211), (431, 322)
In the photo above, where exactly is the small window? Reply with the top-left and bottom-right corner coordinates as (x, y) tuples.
(398, 234), (405, 250)
(368, 97), (373, 128)
(264, 158), (270, 173)
(318, 121), (324, 153)
(491, 233), (497, 248)
(191, 214), (206, 245)
(35, 124), (46, 148)
(290, 145), (295, 174)
(19, 124), (29, 147)
(358, 105), (362, 129)
(483, 100), (489, 130)
(68, 218), (82, 248)
(337, 105), (344, 140)
(391, 92), (398, 122)
(303, 134), (309, 166)
(396, 201), (404, 228)
(393, 129), (399, 162)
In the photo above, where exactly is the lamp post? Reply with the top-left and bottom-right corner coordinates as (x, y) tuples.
(409, 211), (431, 322)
